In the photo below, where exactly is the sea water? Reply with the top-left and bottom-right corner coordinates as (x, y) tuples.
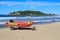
(0, 16), (60, 28)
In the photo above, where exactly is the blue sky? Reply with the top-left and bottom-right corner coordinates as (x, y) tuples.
(0, 0), (60, 15)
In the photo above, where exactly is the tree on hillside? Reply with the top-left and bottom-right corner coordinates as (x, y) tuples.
(8, 10), (55, 16)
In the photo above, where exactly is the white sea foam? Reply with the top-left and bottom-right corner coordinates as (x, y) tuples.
(0, 16), (60, 24)
(0, 17), (17, 20)
(0, 20), (51, 24)
(17, 16), (60, 19)
(0, 22), (6, 24)
(0, 19), (60, 24)
(33, 20), (53, 22)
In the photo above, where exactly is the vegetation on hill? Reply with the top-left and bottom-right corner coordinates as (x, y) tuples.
(8, 10), (55, 16)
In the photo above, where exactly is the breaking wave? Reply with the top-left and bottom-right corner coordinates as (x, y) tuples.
(0, 20), (54, 24)
(0, 17), (17, 20)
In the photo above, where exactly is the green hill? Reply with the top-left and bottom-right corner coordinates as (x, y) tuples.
(8, 10), (55, 16)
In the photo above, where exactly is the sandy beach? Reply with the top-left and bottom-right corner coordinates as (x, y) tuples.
(0, 22), (60, 40)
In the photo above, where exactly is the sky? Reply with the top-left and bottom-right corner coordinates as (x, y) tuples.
(0, 0), (60, 15)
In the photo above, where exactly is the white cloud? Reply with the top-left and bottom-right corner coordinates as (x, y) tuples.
(0, 1), (60, 6)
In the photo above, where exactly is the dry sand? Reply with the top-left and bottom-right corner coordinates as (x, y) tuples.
(0, 22), (60, 40)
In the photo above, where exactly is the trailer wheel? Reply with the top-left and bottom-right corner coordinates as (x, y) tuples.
(32, 26), (36, 31)
(10, 27), (14, 30)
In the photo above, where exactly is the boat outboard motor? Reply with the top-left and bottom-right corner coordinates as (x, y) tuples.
(9, 19), (14, 22)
